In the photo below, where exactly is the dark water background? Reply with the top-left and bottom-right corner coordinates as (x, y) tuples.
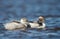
(0, 0), (60, 39)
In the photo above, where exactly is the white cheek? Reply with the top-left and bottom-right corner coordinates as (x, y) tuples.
(20, 19), (24, 23)
(43, 23), (46, 28)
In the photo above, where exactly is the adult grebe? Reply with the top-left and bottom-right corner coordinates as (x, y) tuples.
(4, 18), (28, 30)
(29, 16), (46, 29)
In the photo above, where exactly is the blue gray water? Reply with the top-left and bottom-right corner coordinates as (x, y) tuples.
(0, 0), (60, 39)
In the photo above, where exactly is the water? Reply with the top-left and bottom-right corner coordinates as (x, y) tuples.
(0, 0), (60, 39)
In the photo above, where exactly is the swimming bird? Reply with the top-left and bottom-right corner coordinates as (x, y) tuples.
(29, 16), (46, 29)
(4, 18), (28, 30)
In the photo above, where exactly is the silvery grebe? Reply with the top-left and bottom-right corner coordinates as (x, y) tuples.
(29, 16), (46, 29)
(4, 18), (28, 30)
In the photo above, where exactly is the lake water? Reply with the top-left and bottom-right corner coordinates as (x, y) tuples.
(0, 0), (60, 39)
